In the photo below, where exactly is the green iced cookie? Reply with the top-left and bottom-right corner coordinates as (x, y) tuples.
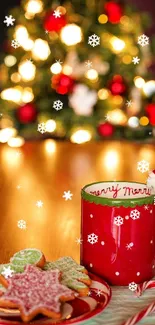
(10, 248), (45, 268)
(44, 257), (91, 295)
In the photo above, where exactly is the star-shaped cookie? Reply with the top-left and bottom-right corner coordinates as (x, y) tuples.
(0, 264), (76, 322)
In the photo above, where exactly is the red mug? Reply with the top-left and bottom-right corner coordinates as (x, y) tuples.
(81, 181), (155, 285)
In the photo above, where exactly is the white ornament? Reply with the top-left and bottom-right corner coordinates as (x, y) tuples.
(132, 56), (140, 65)
(87, 233), (98, 245)
(137, 160), (149, 173)
(4, 15), (15, 26)
(69, 84), (97, 116)
(115, 272), (119, 276)
(17, 220), (26, 230)
(129, 282), (137, 292)
(137, 272), (140, 276)
(114, 216), (123, 226)
(53, 100), (63, 111)
(62, 190), (73, 201)
(101, 241), (105, 246)
(90, 214), (93, 218)
(138, 34), (149, 47)
(147, 170), (155, 194)
(130, 209), (140, 220)
(90, 263), (93, 268)
(88, 34), (100, 47)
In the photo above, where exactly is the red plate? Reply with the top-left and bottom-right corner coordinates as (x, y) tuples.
(0, 272), (111, 325)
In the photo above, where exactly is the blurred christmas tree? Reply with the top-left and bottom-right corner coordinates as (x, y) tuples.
(1, 0), (155, 145)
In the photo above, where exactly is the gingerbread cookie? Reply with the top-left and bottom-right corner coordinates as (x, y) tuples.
(44, 257), (91, 296)
(0, 264), (77, 322)
(10, 248), (45, 269)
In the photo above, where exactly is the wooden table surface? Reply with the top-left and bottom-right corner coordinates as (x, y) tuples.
(0, 140), (155, 264)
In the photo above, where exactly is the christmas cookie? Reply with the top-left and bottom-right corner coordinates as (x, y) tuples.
(44, 257), (91, 296)
(0, 264), (76, 322)
(10, 248), (45, 269)
(147, 169), (155, 194)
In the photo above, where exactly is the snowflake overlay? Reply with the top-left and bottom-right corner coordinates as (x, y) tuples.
(88, 34), (100, 47)
(75, 238), (83, 245)
(53, 9), (61, 18)
(36, 200), (43, 208)
(130, 209), (140, 220)
(17, 220), (26, 230)
(85, 60), (92, 69)
(53, 100), (63, 111)
(126, 242), (134, 250)
(132, 56), (140, 65)
(114, 216), (123, 226)
(138, 34), (149, 47)
(87, 233), (98, 245)
(129, 282), (137, 292)
(11, 39), (20, 49)
(126, 100), (132, 107)
(4, 15), (15, 26)
(37, 123), (46, 134)
(62, 190), (73, 201)
(137, 160), (150, 173)
(1, 266), (14, 279)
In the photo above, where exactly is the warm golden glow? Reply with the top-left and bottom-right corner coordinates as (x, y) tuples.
(60, 24), (82, 46)
(104, 150), (119, 169)
(22, 39), (34, 51)
(4, 55), (17, 67)
(0, 128), (17, 143)
(85, 69), (98, 81)
(143, 80), (155, 97)
(112, 96), (123, 105)
(50, 62), (62, 74)
(8, 136), (25, 147)
(11, 73), (21, 83)
(1, 88), (22, 103)
(45, 120), (56, 132)
(70, 129), (92, 144)
(25, 0), (43, 15)
(19, 61), (36, 81)
(98, 88), (110, 100)
(128, 116), (139, 128)
(108, 109), (127, 125)
(44, 139), (56, 154)
(139, 116), (149, 126)
(22, 87), (34, 103)
(62, 65), (73, 75)
(32, 39), (50, 60)
(122, 55), (132, 64)
(14, 25), (29, 46)
(98, 14), (108, 24)
(111, 37), (125, 53)
(134, 76), (145, 89)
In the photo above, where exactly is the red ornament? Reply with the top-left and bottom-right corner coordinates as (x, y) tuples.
(51, 74), (75, 95)
(109, 75), (126, 95)
(98, 122), (114, 137)
(44, 11), (67, 32)
(105, 1), (123, 24)
(145, 103), (155, 125)
(17, 103), (37, 124)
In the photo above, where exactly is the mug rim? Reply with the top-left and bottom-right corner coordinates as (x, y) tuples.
(81, 181), (154, 207)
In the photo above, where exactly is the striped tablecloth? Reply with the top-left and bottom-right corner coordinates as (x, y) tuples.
(86, 283), (155, 325)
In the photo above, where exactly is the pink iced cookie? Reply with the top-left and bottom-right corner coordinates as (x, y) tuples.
(0, 264), (77, 322)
